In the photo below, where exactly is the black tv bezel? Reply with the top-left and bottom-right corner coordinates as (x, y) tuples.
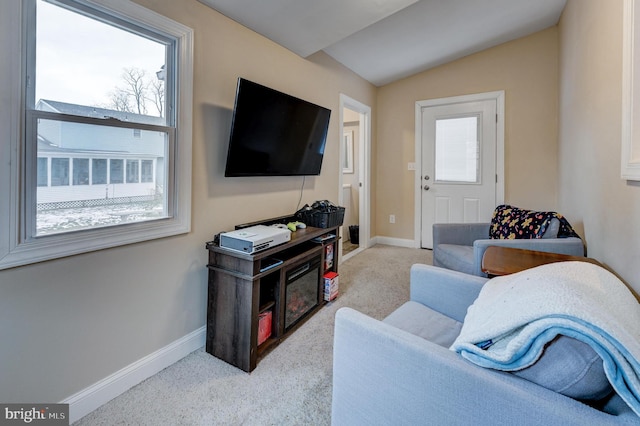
(224, 78), (331, 177)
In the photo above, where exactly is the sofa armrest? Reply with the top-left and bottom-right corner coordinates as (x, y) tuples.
(332, 308), (632, 426)
(432, 222), (490, 247)
(472, 237), (586, 276)
(410, 264), (487, 322)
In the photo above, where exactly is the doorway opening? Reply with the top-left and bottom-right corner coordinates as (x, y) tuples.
(339, 94), (371, 262)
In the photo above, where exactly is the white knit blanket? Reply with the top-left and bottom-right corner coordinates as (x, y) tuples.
(450, 261), (640, 415)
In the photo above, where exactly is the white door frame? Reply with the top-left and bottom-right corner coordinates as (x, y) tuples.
(339, 94), (371, 261)
(413, 91), (505, 247)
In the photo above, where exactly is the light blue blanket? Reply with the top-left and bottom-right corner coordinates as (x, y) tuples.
(451, 261), (640, 415)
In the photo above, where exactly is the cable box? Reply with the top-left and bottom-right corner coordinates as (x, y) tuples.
(219, 225), (291, 254)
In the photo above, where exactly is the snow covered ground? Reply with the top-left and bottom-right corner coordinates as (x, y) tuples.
(37, 200), (165, 235)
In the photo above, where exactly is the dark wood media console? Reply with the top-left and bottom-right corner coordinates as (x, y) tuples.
(205, 224), (339, 372)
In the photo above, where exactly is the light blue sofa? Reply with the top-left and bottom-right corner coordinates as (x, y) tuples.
(331, 264), (639, 425)
(432, 219), (585, 277)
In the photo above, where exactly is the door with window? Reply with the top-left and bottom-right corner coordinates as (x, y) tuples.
(419, 94), (502, 249)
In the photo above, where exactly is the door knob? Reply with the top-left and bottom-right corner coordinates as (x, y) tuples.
(423, 185), (430, 191)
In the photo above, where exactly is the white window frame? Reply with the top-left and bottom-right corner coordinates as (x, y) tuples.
(0, 0), (193, 270)
(623, 0), (640, 180)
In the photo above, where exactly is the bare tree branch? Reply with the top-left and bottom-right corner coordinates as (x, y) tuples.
(107, 88), (133, 113)
(148, 78), (164, 118)
(121, 67), (148, 115)
(105, 66), (164, 117)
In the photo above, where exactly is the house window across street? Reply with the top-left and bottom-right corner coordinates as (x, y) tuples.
(92, 159), (107, 185)
(37, 158), (48, 187)
(51, 158), (69, 186)
(72, 158), (89, 185)
(110, 160), (124, 185)
(126, 160), (140, 184)
(141, 160), (154, 183)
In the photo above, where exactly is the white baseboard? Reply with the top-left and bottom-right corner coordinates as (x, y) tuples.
(63, 326), (206, 424)
(372, 236), (419, 248)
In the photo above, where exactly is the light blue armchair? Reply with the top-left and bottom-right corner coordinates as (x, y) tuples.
(331, 264), (638, 425)
(432, 218), (585, 277)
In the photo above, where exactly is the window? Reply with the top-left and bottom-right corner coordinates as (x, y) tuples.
(51, 158), (70, 186)
(141, 160), (154, 183)
(72, 158), (89, 185)
(92, 159), (107, 185)
(110, 160), (124, 184)
(623, 0), (640, 180)
(434, 116), (480, 183)
(126, 160), (140, 183)
(37, 158), (48, 187)
(0, 0), (193, 269)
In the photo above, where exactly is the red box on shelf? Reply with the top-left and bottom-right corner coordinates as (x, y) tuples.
(258, 310), (272, 346)
(323, 271), (339, 302)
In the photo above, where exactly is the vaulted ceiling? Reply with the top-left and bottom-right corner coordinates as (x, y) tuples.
(198, 0), (567, 86)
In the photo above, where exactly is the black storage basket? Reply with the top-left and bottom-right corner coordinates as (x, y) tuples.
(297, 206), (345, 228)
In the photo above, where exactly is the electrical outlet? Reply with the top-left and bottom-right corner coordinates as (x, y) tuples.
(389, 214), (396, 224)
(408, 162), (416, 170)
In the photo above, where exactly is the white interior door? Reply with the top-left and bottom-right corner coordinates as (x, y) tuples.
(419, 96), (500, 249)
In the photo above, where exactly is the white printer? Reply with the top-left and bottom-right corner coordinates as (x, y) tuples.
(219, 225), (291, 254)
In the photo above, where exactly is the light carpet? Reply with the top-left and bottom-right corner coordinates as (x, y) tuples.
(74, 245), (432, 425)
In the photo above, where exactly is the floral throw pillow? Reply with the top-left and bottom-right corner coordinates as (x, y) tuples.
(489, 204), (579, 240)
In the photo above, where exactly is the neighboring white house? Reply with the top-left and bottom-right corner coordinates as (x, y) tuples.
(36, 100), (165, 208)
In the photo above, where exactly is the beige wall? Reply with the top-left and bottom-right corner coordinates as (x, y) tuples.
(376, 27), (559, 241)
(0, 0), (376, 402)
(558, 0), (640, 292)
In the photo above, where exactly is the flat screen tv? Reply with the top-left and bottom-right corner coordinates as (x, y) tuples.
(224, 78), (331, 177)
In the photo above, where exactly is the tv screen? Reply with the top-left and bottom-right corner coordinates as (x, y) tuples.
(224, 78), (331, 177)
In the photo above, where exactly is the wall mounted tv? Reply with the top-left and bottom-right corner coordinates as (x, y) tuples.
(224, 78), (332, 177)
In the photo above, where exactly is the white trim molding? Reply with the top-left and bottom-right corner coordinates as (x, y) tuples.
(62, 326), (205, 424)
(622, 0), (640, 180)
(371, 236), (419, 248)
(338, 94), (372, 252)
